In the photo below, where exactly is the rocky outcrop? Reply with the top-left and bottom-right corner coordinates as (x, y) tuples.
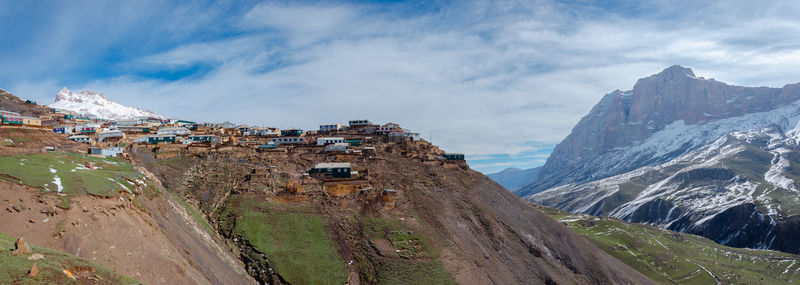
(12, 237), (32, 256)
(524, 66), (800, 195)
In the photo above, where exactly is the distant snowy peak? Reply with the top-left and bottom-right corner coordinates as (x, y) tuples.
(54, 87), (108, 102)
(48, 87), (165, 120)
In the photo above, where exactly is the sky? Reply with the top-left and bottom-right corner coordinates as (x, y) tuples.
(2, 1), (800, 174)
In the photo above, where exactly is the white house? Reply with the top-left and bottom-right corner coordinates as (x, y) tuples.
(317, 137), (345, 146)
(97, 130), (125, 142)
(377, 122), (400, 134)
(272, 137), (304, 145)
(256, 128), (281, 137)
(388, 131), (420, 141)
(90, 147), (124, 157)
(156, 126), (190, 136)
(348, 119), (372, 127)
(77, 123), (101, 133)
(115, 120), (140, 127)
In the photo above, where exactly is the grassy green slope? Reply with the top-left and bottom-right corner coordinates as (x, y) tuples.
(0, 152), (142, 207)
(540, 206), (800, 284)
(220, 195), (348, 285)
(0, 232), (138, 284)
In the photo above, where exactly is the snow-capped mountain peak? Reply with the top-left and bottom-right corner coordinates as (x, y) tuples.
(48, 87), (164, 120)
(55, 87), (108, 102)
(525, 66), (800, 254)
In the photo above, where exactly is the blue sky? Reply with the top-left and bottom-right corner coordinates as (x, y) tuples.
(2, 1), (800, 174)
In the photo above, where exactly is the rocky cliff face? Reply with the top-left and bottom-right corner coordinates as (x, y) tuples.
(525, 66), (800, 254)
(522, 66), (800, 196)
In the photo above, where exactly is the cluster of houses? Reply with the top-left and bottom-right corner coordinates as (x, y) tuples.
(2, 102), (467, 163)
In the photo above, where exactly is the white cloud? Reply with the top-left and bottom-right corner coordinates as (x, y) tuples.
(241, 3), (357, 46)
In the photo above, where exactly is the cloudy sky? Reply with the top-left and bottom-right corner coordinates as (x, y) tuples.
(2, 1), (800, 173)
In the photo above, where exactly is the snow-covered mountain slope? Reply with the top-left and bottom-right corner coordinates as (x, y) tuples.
(523, 66), (800, 254)
(48, 87), (164, 120)
(521, 66), (800, 196)
(529, 111), (800, 253)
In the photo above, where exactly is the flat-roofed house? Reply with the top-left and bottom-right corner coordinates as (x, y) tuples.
(442, 153), (465, 160)
(189, 134), (222, 144)
(53, 125), (74, 134)
(68, 135), (91, 143)
(377, 122), (400, 134)
(133, 134), (176, 144)
(319, 124), (342, 132)
(156, 126), (190, 136)
(1, 110), (23, 125)
(310, 162), (351, 178)
(272, 137), (304, 145)
(256, 128), (281, 137)
(97, 130), (125, 142)
(77, 123), (100, 134)
(388, 131), (421, 142)
(317, 137), (345, 146)
(281, 129), (304, 137)
(115, 120), (139, 127)
(348, 119), (372, 127)
(90, 146), (124, 157)
(21, 116), (42, 126)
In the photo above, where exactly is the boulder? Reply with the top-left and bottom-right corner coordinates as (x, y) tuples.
(12, 237), (32, 256)
(28, 262), (38, 277)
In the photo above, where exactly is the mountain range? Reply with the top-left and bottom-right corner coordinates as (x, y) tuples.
(513, 66), (800, 254)
(48, 87), (164, 120)
(487, 167), (540, 193)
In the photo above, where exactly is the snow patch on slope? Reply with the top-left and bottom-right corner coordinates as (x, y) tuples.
(576, 98), (800, 182)
(765, 148), (799, 193)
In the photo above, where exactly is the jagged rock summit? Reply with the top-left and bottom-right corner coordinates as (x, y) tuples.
(526, 66), (800, 254)
(522, 65), (800, 195)
(48, 87), (165, 120)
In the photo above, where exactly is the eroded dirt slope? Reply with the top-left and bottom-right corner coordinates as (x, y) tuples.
(0, 178), (254, 284)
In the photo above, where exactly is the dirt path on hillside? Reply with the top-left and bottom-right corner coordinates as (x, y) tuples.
(0, 179), (253, 284)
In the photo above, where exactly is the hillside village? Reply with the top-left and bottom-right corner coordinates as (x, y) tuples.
(5, 87), (800, 284)
(0, 96), (470, 207)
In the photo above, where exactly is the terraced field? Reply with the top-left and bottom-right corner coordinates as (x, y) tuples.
(540, 205), (800, 284)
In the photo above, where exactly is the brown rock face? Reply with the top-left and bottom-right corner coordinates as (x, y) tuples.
(527, 66), (800, 194)
(12, 237), (32, 256)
